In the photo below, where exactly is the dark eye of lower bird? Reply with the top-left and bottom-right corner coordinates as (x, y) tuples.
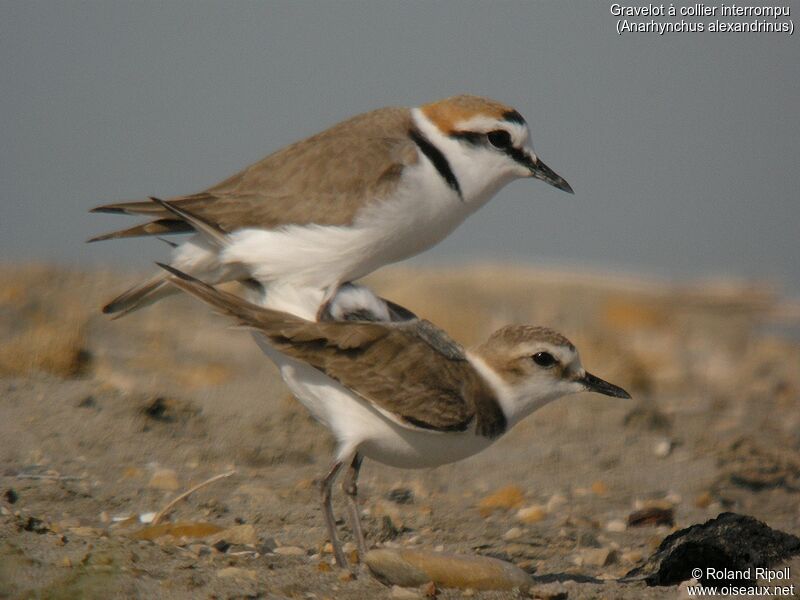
(532, 352), (557, 368)
(487, 130), (512, 149)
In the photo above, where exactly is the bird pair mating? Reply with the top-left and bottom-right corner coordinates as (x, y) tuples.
(91, 95), (629, 570)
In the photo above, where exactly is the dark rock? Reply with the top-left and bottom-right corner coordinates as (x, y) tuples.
(4, 488), (18, 504)
(259, 537), (278, 554)
(379, 515), (403, 541)
(627, 506), (674, 528)
(21, 516), (50, 534)
(212, 539), (230, 553)
(623, 512), (800, 588)
(387, 487), (415, 504)
(141, 396), (200, 424)
(77, 395), (96, 409)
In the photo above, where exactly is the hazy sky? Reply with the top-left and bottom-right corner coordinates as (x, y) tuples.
(2, 2), (798, 293)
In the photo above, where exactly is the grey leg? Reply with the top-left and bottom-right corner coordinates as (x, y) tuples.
(320, 459), (348, 569)
(341, 453), (368, 558)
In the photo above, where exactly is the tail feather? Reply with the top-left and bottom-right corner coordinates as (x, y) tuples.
(157, 263), (286, 329)
(90, 200), (169, 216)
(88, 197), (221, 242)
(102, 272), (176, 317)
(88, 219), (192, 242)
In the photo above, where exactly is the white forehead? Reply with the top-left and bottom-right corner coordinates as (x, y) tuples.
(455, 115), (530, 146)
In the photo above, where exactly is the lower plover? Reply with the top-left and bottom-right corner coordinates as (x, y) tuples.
(89, 94), (572, 317)
(160, 266), (631, 570)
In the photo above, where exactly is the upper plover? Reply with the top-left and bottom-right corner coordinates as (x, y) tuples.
(160, 265), (630, 570)
(90, 95), (573, 318)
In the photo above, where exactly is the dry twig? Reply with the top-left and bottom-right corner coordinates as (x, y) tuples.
(151, 470), (236, 526)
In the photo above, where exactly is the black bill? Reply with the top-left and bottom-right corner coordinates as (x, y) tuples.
(581, 371), (631, 399)
(529, 156), (574, 194)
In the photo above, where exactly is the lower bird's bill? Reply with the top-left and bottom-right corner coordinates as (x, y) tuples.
(580, 372), (632, 399)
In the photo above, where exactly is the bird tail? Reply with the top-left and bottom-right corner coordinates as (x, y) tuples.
(156, 263), (291, 330)
(101, 272), (177, 318)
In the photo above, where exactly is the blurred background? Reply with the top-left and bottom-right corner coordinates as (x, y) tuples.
(2, 1), (798, 294)
(1, 3), (798, 598)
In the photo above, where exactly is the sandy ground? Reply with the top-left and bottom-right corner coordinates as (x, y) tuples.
(1, 263), (799, 599)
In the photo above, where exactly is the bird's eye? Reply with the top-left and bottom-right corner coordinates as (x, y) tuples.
(532, 352), (557, 368)
(487, 130), (512, 149)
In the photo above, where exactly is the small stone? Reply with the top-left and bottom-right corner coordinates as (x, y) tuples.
(275, 545), (306, 556)
(60, 556), (72, 568)
(529, 582), (569, 600)
(365, 548), (532, 590)
(621, 550), (643, 564)
(216, 566), (257, 581)
(517, 505), (547, 524)
(68, 526), (102, 537)
(420, 580), (437, 597)
(580, 548), (617, 567)
(477, 485), (525, 517)
(502, 526), (524, 541)
(627, 506), (674, 528)
(99, 511), (110, 524)
(338, 571), (355, 583)
(606, 519), (627, 533)
(260, 537), (278, 553)
(121, 466), (144, 480)
(147, 468), (179, 491)
(317, 560), (332, 572)
(4, 489), (19, 504)
(387, 488), (415, 505)
(653, 438), (672, 458)
(206, 524), (258, 546)
(189, 543), (211, 557)
(694, 492), (713, 509)
(591, 481), (608, 496)
(546, 494), (567, 512)
(390, 586), (423, 599)
(212, 540), (230, 553)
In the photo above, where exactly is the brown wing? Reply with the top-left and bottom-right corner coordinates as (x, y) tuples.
(90, 107), (418, 240)
(162, 266), (504, 435)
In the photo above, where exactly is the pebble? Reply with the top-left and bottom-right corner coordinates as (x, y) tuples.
(605, 519), (627, 533)
(390, 586), (423, 599)
(206, 524), (258, 546)
(694, 491), (713, 508)
(147, 468), (180, 491)
(621, 549), (643, 564)
(576, 547), (617, 567)
(275, 545), (306, 556)
(517, 505), (547, 524)
(627, 506), (675, 527)
(387, 487), (415, 505)
(590, 481), (608, 496)
(502, 526), (524, 541)
(529, 583), (569, 599)
(477, 485), (525, 517)
(546, 494), (567, 512)
(364, 548), (532, 591)
(653, 438), (673, 458)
